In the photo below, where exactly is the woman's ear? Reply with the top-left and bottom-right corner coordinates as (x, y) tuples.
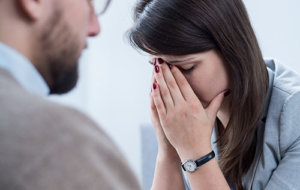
(18, 0), (42, 21)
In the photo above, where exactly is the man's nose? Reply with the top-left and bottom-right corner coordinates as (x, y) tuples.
(88, 14), (101, 37)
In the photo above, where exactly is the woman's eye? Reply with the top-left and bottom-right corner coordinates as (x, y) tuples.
(180, 66), (194, 73)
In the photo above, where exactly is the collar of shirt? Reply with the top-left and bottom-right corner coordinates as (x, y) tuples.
(0, 42), (50, 96)
(261, 66), (274, 120)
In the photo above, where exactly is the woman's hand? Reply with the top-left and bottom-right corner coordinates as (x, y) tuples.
(150, 70), (179, 161)
(151, 59), (226, 161)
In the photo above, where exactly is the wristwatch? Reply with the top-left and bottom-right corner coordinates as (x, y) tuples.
(181, 150), (215, 173)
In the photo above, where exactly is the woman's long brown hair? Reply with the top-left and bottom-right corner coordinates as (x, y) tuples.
(128, 0), (269, 189)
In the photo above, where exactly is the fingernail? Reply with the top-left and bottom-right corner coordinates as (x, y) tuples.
(153, 83), (157, 90)
(224, 90), (231, 97)
(155, 65), (160, 73)
(158, 58), (164, 64)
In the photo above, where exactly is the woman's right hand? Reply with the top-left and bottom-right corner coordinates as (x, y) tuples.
(149, 63), (186, 190)
(150, 71), (179, 161)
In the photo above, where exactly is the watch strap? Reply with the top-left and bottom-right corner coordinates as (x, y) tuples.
(195, 150), (215, 168)
(182, 150), (215, 172)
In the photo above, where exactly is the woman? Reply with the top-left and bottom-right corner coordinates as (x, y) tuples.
(128, 0), (300, 189)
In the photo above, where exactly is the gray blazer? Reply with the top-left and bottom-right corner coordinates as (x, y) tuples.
(141, 59), (300, 190)
(0, 69), (141, 190)
(242, 59), (300, 189)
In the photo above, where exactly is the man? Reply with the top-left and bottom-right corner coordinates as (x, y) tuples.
(0, 0), (141, 189)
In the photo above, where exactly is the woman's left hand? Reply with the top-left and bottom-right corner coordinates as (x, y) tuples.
(151, 60), (226, 160)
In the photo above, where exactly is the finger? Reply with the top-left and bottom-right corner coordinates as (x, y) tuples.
(150, 94), (174, 151)
(150, 70), (155, 93)
(159, 60), (185, 105)
(150, 95), (162, 127)
(150, 70), (167, 110)
(150, 95), (169, 138)
(205, 91), (226, 121)
(150, 91), (160, 123)
(154, 61), (174, 110)
(170, 66), (199, 103)
(152, 82), (167, 121)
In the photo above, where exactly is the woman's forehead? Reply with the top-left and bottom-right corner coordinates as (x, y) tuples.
(149, 52), (213, 64)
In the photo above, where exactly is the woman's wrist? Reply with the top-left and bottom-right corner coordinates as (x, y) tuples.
(177, 143), (213, 162)
(157, 149), (180, 163)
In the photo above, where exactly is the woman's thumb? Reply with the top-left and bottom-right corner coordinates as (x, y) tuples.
(205, 90), (228, 120)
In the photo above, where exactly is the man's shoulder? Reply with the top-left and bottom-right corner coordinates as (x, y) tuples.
(0, 96), (141, 190)
(0, 70), (141, 190)
(0, 68), (117, 154)
(0, 69), (97, 131)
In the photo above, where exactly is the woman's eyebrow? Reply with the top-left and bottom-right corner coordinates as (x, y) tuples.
(166, 57), (194, 64)
(148, 60), (174, 65)
(148, 57), (195, 65)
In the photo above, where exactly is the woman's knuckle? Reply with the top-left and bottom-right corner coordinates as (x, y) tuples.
(168, 80), (176, 89)
(161, 89), (169, 97)
(177, 106), (186, 116)
(151, 103), (156, 110)
(189, 103), (200, 112)
(178, 79), (187, 87)
(156, 102), (163, 109)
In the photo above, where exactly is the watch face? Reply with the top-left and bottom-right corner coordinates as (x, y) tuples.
(184, 160), (197, 172)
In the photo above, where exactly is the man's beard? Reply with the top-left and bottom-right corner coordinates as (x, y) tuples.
(38, 7), (83, 94)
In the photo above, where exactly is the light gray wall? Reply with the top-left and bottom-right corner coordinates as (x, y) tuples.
(50, 0), (300, 183)
(244, 0), (300, 70)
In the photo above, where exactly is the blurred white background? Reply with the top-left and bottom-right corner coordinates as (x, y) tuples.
(50, 0), (300, 183)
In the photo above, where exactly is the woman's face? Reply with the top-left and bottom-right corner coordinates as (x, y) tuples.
(152, 50), (231, 107)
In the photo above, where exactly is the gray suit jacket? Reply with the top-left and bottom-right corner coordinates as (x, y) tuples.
(242, 59), (300, 189)
(0, 69), (141, 190)
(141, 59), (300, 190)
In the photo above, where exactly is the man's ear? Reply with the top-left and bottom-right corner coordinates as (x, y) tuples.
(18, 0), (42, 21)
